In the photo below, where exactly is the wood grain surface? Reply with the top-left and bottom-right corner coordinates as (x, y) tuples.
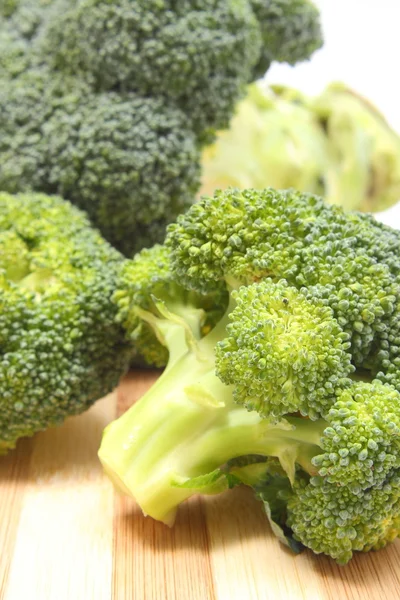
(1, 369), (400, 600)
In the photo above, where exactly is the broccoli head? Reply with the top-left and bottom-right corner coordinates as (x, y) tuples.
(0, 0), (322, 255)
(0, 68), (200, 256)
(250, 0), (322, 78)
(0, 192), (132, 453)
(40, 0), (262, 140)
(99, 187), (400, 563)
(168, 188), (400, 368)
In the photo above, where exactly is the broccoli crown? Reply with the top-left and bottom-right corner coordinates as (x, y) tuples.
(225, 382), (400, 563)
(313, 381), (400, 489)
(0, 192), (132, 453)
(0, 0), (322, 255)
(216, 279), (354, 419)
(167, 188), (400, 374)
(250, 0), (322, 78)
(0, 0), (18, 17)
(0, 68), (200, 256)
(41, 0), (262, 139)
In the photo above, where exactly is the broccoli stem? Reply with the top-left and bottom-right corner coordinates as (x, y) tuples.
(99, 303), (326, 525)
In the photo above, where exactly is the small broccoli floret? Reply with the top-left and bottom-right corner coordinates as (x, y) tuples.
(287, 473), (400, 565)
(114, 244), (227, 367)
(0, 0), (18, 16)
(250, 0), (322, 78)
(0, 68), (92, 193)
(229, 381), (400, 563)
(0, 29), (30, 79)
(0, 192), (132, 453)
(312, 381), (400, 488)
(44, 93), (200, 256)
(166, 188), (327, 291)
(216, 279), (353, 419)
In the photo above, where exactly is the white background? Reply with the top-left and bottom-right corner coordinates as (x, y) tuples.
(266, 0), (400, 225)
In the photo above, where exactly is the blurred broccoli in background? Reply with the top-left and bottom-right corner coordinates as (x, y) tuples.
(201, 82), (400, 213)
(250, 0), (323, 78)
(0, 0), (322, 256)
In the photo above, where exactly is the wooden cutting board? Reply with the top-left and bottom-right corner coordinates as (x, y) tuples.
(1, 370), (400, 600)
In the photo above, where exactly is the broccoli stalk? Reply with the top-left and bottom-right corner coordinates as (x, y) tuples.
(99, 290), (325, 525)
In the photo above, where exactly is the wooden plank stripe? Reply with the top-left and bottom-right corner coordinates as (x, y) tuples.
(314, 541), (400, 600)
(3, 394), (117, 600)
(204, 486), (324, 600)
(113, 494), (215, 600)
(0, 439), (33, 599)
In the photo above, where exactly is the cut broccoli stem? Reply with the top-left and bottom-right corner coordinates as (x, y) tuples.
(99, 299), (326, 525)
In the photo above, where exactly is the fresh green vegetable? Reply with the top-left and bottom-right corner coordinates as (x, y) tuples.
(0, 192), (132, 453)
(0, 0), (322, 256)
(115, 244), (228, 368)
(250, 0), (323, 78)
(201, 83), (400, 213)
(100, 187), (400, 563)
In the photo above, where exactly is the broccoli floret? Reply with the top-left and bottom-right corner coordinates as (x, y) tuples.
(0, 0), (322, 255)
(0, 192), (132, 453)
(114, 244), (228, 367)
(312, 382), (400, 489)
(287, 468), (400, 564)
(0, 0), (18, 17)
(168, 188), (400, 367)
(216, 279), (354, 419)
(99, 187), (400, 563)
(250, 0), (322, 78)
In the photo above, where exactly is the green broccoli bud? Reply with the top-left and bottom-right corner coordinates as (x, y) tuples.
(39, 0), (263, 138)
(287, 472), (400, 564)
(312, 381), (400, 489)
(114, 244), (228, 367)
(250, 0), (322, 78)
(0, 69), (200, 256)
(216, 279), (354, 419)
(167, 188), (400, 373)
